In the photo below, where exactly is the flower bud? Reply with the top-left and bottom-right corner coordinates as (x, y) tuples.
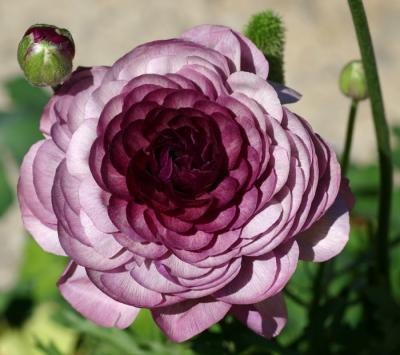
(339, 60), (368, 101)
(245, 10), (286, 84)
(17, 24), (75, 87)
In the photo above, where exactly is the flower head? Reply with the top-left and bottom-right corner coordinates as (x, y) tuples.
(339, 60), (368, 101)
(17, 24), (75, 87)
(18, 25), (353, 342)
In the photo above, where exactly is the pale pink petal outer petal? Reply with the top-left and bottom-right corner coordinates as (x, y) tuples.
(106, 39), (230, 82)
(152, 298), (231, 342)
(58, 262), (139, 328)
(18, 208), (65, 256)
(18, 141), (65, 255)
(296, 181), (352, 262)
(227, 71), (283, 121)
(180, 24), (269, 78)
(232, 292), (287, 338)
(213, 253), (277, 304)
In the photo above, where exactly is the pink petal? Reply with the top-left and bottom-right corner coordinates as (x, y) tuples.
(213, 253), (277, 304)
(164, 229), (214, 251)
(231, 187), (260, 229)
(181, 24), (269, 78)
(296, 183), (351, 262)
(58, 262), (139, 328)
(85, 80), (127, 118)
(50, 122), (71, 152)
(241, 200), (282, 239)
(152, 298), (231, 342)
(58, 224), (131, 270)
(86, 268), (180, 308)
(196, 206), (238, 233)
(227, 72), (283, 121)
(18, 141), (58, 224)
(130, 261), (188, 293)
(79, 176), (117, 233)
(40, 67), (105, 135)
(106, 39), (230, 81)
(112, 234), (168, 259)
(179, 64), (228, 97)
(66, 67), (109, 133)
(232, 292), (287, 338)
(18, 141), (65, 255)
(108, 197), (147, 242)
(66, 118), (98, 178)
(260, 240), (299, 299)
(18, 206), (65, 255)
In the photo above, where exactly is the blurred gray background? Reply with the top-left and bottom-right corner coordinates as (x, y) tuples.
(0, 0), (399, 289)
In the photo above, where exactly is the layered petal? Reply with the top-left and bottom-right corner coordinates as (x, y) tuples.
(297, 182), (352, 262)
(152, 298), (231, 342)
(17, 24), (353, 343)
(58, 262), (139, 328)
(232, 292), (287, 338)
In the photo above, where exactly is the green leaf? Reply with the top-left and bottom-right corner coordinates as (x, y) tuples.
(0, 155), (14, 217)
(34, 338), (65, 355)
(347, 164), (379, 218)
(131, 309), (163, 342)
(4, 77), (50, 110)
(55, 308), (193, 355)
(0, 76), (50, 163)
(19, 238), (67, 301)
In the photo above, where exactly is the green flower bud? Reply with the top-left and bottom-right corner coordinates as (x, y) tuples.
(17, 24), (75, 87)
(339, 60), (368, 101)
(245, 10), (286, 84)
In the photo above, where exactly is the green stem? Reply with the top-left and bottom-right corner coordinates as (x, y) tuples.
(307, 263), (328, 352)
(341, 100), (359, 175)
(348, 0), (393, 289)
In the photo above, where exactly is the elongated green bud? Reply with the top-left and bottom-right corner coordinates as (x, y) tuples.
(339, 60), (368, 101)
(245, 10), (286, 84)
(17, 24), (75, 87)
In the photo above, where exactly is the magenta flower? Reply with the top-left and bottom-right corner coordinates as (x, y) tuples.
(18, 25), (353, 342)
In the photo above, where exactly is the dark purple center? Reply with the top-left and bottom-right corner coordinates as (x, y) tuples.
(125, 111), (228, 210)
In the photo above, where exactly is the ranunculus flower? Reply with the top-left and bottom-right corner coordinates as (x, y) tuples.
(18, 25), (353, 342)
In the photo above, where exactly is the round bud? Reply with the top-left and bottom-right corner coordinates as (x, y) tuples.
(245, 10), (286, 84)
(17, 24), (75, 87)
(339, 60), (368, 101)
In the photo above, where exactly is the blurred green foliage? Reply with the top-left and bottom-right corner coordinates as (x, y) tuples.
(0, 76), (399, 355)
(0, 157), (14, 217)
(0, 77), (49, 163)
